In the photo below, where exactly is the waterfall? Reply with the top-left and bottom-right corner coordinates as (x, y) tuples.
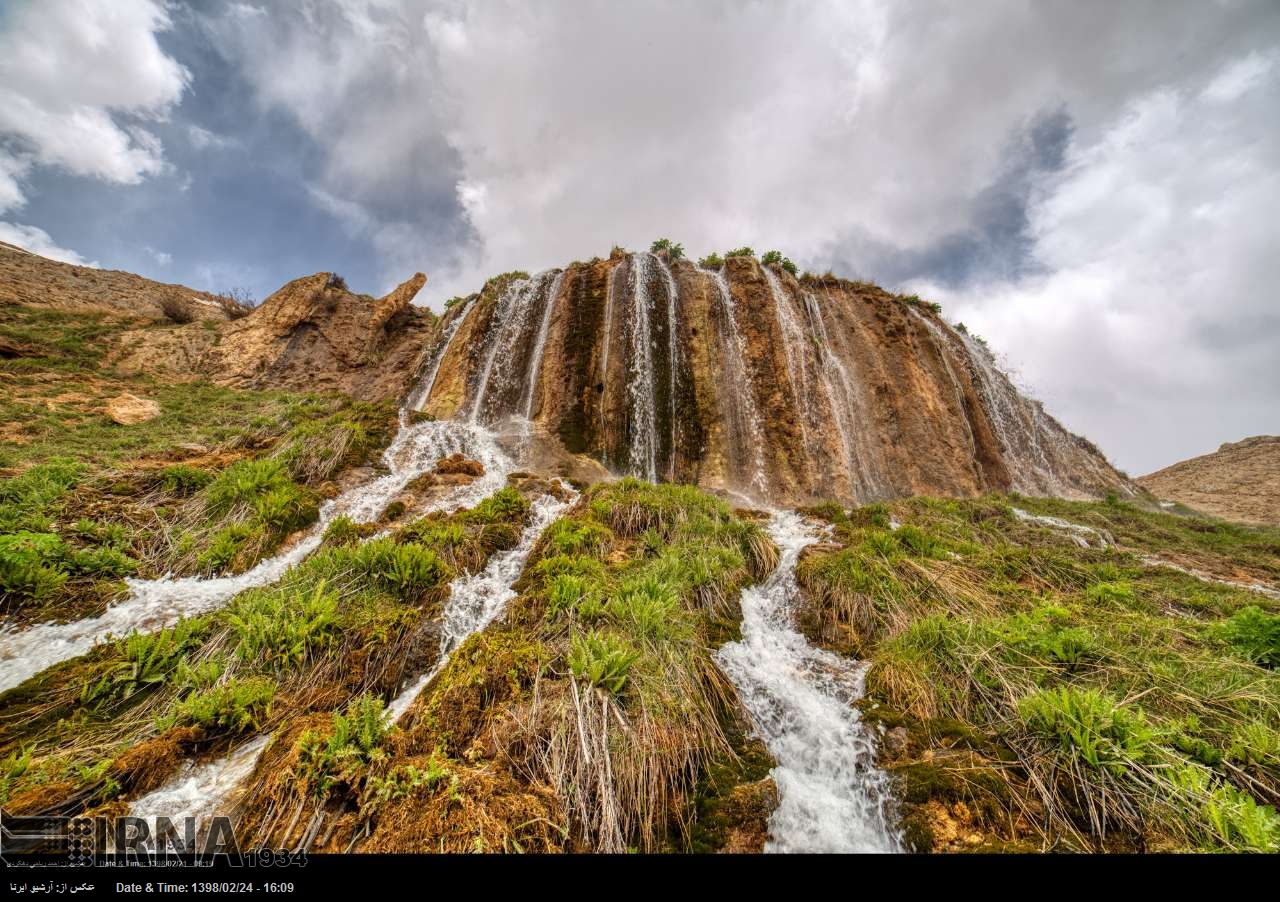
(656, 255), (681, 481)
(599, 264), (618, 467)
(908, 309), (979, 463)
(469, 271), (558, 425)
(133, 482), (574, 830)
(716, 511), (901, 853)
(707, 268), (769, 498)
(127, 735), (270, 835)
(957, 331), (1063, 495)
(520, 272), (566, 421)
(763, 267), (826, 489)
(404, 295), (477, 416)
(625, 253), (659, 482)
(385, 487), (576, 722)
(804, 287), (882, 500)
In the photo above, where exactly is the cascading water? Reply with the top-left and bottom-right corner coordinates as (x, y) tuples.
(624, 253), (659, 482)
(599, 265), (618, 466)
(404, 295), (477, 416)
(803, 287), (882, 500)
(0, 420), (511, 692)
(957, 331), (1063, 495)
(385, 487), (576, 722)
(519, 272), (566, 421)
(1012, 507), (1113, 549)
(763, 267), (825, 487)
(128, 735), (270, 834)
(469, 271), (559, 425)
(908, 309), (979, 460)
(716, 511), (901, 853)
(656, 256), (681, 481)
(707, 268), (769, 498)
(136, 486), (573, 828)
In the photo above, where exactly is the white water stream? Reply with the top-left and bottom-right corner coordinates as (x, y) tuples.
(0, 419), (510, 692)
(385, 487), (575, 722)
(625, 254), (659, 482)
(716, 511), (901, 853)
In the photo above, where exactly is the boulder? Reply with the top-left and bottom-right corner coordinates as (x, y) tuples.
(106, 393), (161, 425)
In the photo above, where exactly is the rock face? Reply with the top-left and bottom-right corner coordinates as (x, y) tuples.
(114, 271), (437, 403)
(0, 240), (241, 322)
(105, 393), (161, 425)
(1140, 436), (1280, 526)
(420, 252), (1130, 506)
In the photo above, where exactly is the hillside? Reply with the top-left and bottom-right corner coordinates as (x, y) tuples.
(1140, 436), (1280, 527)
(0, 243), (1276, 856)
(0, 240), (242, 324)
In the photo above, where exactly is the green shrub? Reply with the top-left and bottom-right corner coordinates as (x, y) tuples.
(0, 457), (82, 532)
(251, 484), (318, 532)
(295, 694), (389, 797)
(196, 523), (260, 574)
(698, 253), (724, 268)
(724, 247), (755, 259)
(569, 632), (639, 695)
(650, 238), (685, 260)
(541, 518), (611, 559)
(0, 531), (69, 601)
(1085, 581), (1135, 604)
(1018, 686), (1152, 774)
(607, 575), (682, 642)
(170, 676), (275, 733)
(159, 464), (213, 495)
(353, 539), (452, 598)
(1226, 721), (1280, 766)
(227, 582), (338, 670)
(206, 458), (295, 515)
(761, 250), (797, 275)
(1212, 606), (1280, 667)
(464, 488), (529, 525)
(69, 544), (137, 578)
(547, 574), (605, 621)
(322, 515), (362, 547)
(83, 619), (208, 704)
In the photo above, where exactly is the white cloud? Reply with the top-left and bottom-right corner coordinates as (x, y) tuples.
(909, 54), (1280, 474)
(131, 1), (1280, 468)
(144, 246), (172, 266)
(0, 222), (99, 267)
(0, 0), (188, 207)
(187, 125), (233, 151)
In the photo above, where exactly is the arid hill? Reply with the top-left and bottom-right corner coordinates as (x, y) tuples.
(1140, 435), (1280, 526)
(0, 240), (242, 324)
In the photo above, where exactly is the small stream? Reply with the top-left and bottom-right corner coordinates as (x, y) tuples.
(716, 511), (901, 853)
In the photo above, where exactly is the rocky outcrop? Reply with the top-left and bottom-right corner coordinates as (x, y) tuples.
(0, 240), (241, 322)
(209, 271), (431, 399)
(114, 271), (437, 403)
(1140, 436), (1280, 526)
(105, 393), (161, 425)
(420, 252), (1131, 506)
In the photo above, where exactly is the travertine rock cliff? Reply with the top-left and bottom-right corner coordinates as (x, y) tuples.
(420, 251), (1128, 506)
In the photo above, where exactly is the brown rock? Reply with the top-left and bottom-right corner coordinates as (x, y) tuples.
(106, 393), (161, 425)
(718, 778), (780, 854)
(435, 453), (485, 477)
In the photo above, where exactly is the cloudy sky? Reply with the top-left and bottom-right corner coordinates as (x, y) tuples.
(1, 0), (1277, 475)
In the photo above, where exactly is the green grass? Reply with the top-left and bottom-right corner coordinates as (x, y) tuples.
(388, 477), (778, 852)
(800, 494), (1280, 852)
